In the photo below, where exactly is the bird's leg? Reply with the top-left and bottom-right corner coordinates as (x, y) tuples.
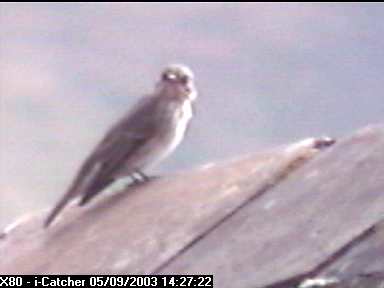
(135, 170), (150, 181)
(130, 173), (142, 185)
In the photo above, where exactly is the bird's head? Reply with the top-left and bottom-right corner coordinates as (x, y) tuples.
(156, 64), (197, 101)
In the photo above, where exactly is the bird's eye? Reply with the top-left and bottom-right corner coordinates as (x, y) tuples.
(180, 75), (189, 84)
(162, 72), (170, 81)
(162, 72), (177, 81)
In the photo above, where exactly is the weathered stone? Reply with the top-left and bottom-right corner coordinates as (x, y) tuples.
(309, 220), (384, 288)
(1, 125), (383, 288)
(159, 126), (384, 288)
(0, 137), (329, 275)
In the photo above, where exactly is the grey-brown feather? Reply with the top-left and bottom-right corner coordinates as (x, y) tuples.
(44, 94), (173, 227)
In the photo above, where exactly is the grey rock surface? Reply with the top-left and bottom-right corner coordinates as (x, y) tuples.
(1, 125), (383, 288)
(160, 125), (384, 288)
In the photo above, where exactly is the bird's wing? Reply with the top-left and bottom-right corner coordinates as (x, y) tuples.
(44, 96), (159, 227)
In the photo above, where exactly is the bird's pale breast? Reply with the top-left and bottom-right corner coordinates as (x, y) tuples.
(166, 98), (193, 154)
(117, 98), (193, 174)
(148, 98), (193, 167)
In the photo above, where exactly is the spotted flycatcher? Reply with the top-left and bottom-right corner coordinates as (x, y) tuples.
(44, 64), (197, 227)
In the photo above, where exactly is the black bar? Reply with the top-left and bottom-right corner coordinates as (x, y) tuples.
(0, 275), (213, 288)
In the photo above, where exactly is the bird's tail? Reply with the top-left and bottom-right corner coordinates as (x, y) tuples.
(44, 165), (92, 228)
(78, 176), (114, 206)
(44, 188), (77, 228)
(44, 161), (102, 228)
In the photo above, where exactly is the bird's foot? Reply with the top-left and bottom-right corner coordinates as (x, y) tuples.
(136, 170), (150, 181)
(130, 170), (157, 185)
(130, 174), (143, 185)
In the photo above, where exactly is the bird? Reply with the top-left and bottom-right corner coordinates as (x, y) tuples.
(44, 64), (197, 228)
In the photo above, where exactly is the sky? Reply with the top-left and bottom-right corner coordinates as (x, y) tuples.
(1, 3), (384, 228)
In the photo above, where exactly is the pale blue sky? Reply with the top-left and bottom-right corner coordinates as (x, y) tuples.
(1, 3), (384, 228)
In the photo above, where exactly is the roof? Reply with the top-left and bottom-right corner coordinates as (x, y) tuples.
(1, 125), (383, 288)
